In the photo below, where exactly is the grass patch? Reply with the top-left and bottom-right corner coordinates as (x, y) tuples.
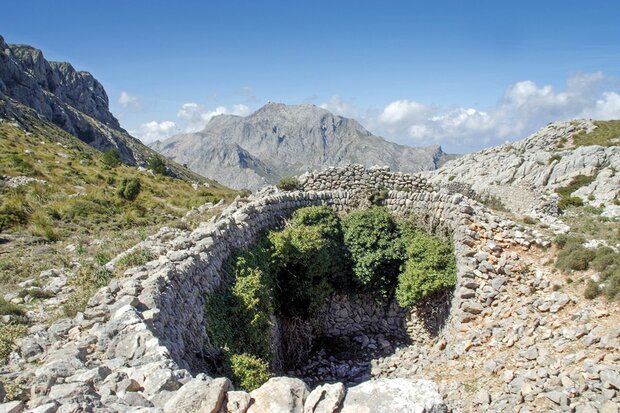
(556, 174), (596, 198)
(115, 248), (154, 274)
(573, 120), (620, 147)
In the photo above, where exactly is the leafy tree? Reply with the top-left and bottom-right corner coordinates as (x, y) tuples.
(102, 148), (121, 167)
(396, 228), (456, 307)
(148, 155), (167, 175)
(116, 178), (141, 201)
(342, 207), (405, 298)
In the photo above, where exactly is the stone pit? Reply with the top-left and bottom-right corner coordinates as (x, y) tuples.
(15, 165), (549, 412)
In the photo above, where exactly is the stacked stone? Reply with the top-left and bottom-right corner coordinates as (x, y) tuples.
(4, 165), (551, 412)
(299, 164), (433, 192)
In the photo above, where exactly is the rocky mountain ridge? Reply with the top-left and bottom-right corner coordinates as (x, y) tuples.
(0, 35), (203, 181)
(150, 102), (450, 189)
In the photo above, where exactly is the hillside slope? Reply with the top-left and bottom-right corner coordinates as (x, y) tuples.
(0, 35), (203, 182)
(427, 120), (620, 217)
(151, 102), (449, 189)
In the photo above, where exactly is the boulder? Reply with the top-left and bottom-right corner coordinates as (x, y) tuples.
(163, 377), (231, 413)
(248, 377), (309, 413)
(223, 390), (251, 413)
(304, 382), (345, 413)
(339, 378), (446, 413)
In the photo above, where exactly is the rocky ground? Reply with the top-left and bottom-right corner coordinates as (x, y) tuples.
(373, 235), (620, 412)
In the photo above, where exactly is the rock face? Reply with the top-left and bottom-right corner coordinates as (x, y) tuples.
(0, 35), (199, 179)
(426, 120), (620, 217)
(150, 102), (449, 189)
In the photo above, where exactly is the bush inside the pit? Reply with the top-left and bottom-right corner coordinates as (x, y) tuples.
(204, 206), (456, 391)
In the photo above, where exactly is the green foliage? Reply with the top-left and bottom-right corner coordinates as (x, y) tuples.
(558, 196), (583, 210)
(116, 248), (154, 273)
(396, 227), (456, 307)
(0, 297), (25, 316)
(148, 155), (167, 175)
(102, 148), (121, 167)
(276, 176), (300, 191)
(556, 241), (595, 272)
(448, 175), (456, 181)
(573, 120), (620, 147)
(206, 244), (274, 359)
(6, 154), (37, 176)
(584, 280), (601, 299)
(0, 193), (31, 231)
(556, 174), (596, 199)
(270, 225), (333, 317)
(342, 207), (404, 298)
(116, 177), (142, 201)
(368, 188), (389, 205)
(475, 193), (508, 212)
(0, 324), (28, 361)
(229, 353), (272, 391)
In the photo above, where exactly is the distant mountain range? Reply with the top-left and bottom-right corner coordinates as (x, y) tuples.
(0, 35), (203, 182)
(150, 102), (452, 189)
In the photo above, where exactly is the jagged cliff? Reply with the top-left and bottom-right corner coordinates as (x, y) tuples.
(150, 102), (449, 189)
(0, 35), (205, 181)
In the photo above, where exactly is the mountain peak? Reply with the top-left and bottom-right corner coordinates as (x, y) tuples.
(152, 101), (448, 190)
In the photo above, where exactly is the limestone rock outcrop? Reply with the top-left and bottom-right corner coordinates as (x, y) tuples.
(426, 120), (620, 217)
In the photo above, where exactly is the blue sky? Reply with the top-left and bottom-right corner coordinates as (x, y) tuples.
(2, 0), (620, 152)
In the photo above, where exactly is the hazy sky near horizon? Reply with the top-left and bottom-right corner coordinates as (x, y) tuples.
(2, 0), (620, 153)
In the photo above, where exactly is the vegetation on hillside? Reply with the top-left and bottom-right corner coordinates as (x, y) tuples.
(572, 120), (620, 147)
(205, 205), (455, 391)
(0, 118), (238, 361)
(553, 235), (620, 301)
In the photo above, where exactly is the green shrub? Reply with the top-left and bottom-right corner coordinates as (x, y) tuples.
(102, 148), (121, 167)
(6, 154), (37, 176)
(558, 196), (583, 210)
(276, 176), (300, 191)
(116, 177), (141, 201)
(206, 245), (274, 359)
(448, 175), (456, 181)
(0, 297), (24, 316)
(342, 207), (405, 298)
(368, 188), (389, 205)
(584, 280), (601, 299)
(270, 225), (333, 317)
(0, 194), (31, 230)
(555, 241), (595, 272)
(0, 324), (28, 361)
(556, 175), (596, 198)
(396, 229), (456, 307)
(229, 353), (272, 391)
(148, 155), (167, 175)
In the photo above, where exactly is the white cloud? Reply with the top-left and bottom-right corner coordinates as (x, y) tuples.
(365, 72), (620, 152)
(177, 102), (251, 132)
(320, 96), (360, 118)
(118, 91), (140, 109)
(137, 120), (177, 142)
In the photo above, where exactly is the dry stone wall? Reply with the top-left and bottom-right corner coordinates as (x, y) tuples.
(14, 164), (547, 412)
